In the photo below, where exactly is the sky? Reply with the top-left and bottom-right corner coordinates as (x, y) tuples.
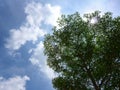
(0, 0), (120, 90)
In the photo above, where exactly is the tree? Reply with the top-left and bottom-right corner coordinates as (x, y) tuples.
(44, 11), (120, 90)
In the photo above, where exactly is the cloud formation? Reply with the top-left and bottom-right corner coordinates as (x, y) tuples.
(5, 2), (61, 50)
(0, 76), (30, 90)
(5, 2), (61, 79)
(29, 42), (56, 79)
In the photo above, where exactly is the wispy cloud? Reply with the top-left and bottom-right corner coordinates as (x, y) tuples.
(82, 0), (106, 13)
(0, 76), (30, 90)
(79, 0), (120, 16)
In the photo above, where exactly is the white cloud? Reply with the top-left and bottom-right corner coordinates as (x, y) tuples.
(43, 4), (61, 26)
(5, 2), (61, 51)
(4, 1), (61, 80)
(0, 76), (30, 90)
(29, 42), (56, 79)
(5, 27), (45, 50)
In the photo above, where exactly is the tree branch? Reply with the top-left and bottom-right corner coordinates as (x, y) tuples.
(99, 74), (108, 87)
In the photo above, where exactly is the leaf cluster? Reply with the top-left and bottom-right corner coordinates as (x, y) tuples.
(44, 11), (120, 90)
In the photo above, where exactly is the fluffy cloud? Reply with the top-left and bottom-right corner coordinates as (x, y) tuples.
(29, 42), (56, 79)
(5, 2), (61, 50)
(43, 4), (61, 26)
(5, 2), (61, 79)
(0, 76), (30, 90)
(5, 27), (45, 50)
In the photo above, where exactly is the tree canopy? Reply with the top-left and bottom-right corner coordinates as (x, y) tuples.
(44, 11), (120, 90)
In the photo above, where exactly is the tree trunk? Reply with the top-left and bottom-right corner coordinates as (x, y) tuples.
(86, 68), (101, 90)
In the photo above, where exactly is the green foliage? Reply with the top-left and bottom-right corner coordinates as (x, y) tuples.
(44, 11), (120, 90)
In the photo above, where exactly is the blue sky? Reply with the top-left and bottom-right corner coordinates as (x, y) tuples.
(0, 0), (120, 90)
